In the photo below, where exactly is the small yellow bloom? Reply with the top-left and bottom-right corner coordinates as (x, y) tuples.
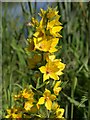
(31, 17), (39, 27)
(53, 81), (62, 95)
(46, 8), (63, 37)
(14, 94), (21, 101)
(50, 26), (63, 37)
(39, 8), (46, 17)
(39, 56), (65, 81)
(34, 38), (59, 53)
(21, 89), (34, 100)
(24, 101), (33, 111)
(55, 15), (62, 25)
(49, 38), (59, 53)
(47, 55), (66, 76)
(56, 108), (64, 118)
(47, 7), (58, 19)
(5, 108), (22, 118)
(47, 19), (56, 29)
(22, 89), (31, 99)
(37, 89), (56, 110)
(34, 39), (51, 52)
(55, 59), (66, 76)
(33, 19), (45, 38)
(39, 60), (59, 81)
(45, 54), (56, 62)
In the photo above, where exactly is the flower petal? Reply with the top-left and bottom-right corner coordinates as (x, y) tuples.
(24, 101), (33, 111)
(44, 89), (51, 97)
(52, 26), (63, 33)
(39, 66), (46, 73)
(56, 108), (64, 118)
(45, 99), (52, 110)
(43, 73), (49, 81)
(54, 81), (61, 88)
(50, 94), (56, 101)
(56, 71), (63, 76)
(54, 87), (62, 95)
(49, 47), (58, 53)
(50, 73), (59, 80)
(38, 97), (45, 104)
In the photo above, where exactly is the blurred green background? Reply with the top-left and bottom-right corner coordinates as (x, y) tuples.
(2, 2), (90, 120)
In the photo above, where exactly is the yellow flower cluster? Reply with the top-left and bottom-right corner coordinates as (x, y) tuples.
(5, 108), (22, 118)
(33, 8), (62, 53)
(5, 7), (65, 119)
(5, 88), (37, 118)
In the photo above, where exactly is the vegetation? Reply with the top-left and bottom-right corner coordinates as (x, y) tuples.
(2, 2), (90, 120)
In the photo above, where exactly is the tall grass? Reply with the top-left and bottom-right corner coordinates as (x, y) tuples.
(0, 2), (2, 119)
(56, 2), (89, 120)
(2, 2), (90, 119)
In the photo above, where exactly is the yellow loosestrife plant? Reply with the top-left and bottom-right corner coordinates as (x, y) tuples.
(5, 7), (66, 119)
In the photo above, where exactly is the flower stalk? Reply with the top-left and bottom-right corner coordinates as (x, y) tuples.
(5, 7), (66, 119)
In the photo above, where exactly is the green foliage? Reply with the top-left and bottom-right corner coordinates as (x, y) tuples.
(2, 2), (90, 120)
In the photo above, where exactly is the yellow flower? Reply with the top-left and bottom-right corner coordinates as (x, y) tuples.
(46, 8), (63, 37)
(54, 59), (66, 76)
(22, 89), (30, 99)
(49, 38), (59, 53)
(37, 89), (56, 110)
(34, 37), (59, 53)
(33, 17), (45, 38)
(46, 55), (66, 76)
(5, 108), (22, 118)
(50, 26), (63, 37)
(39, 60), (60, 81)
(47, 18), (62, 30)
(14, 94), (21, 101)
(24, 101), (33, 111)
(53, 81), (62, 95)
(47, 7), (58, 19)
(21, 89), (34, 100)
(47, 20), (63, 37)
(39, 8), (46, 17)
(56, 108), (64, 118)
(31, 17), (39, 27)
(45, 54), (56, 62)
(34, 27), (45, 39)
(47, 19), (56, 29)
(39, 56), (65, 81)
(34, 38), (51, 52)
(56, 15), (62, 26)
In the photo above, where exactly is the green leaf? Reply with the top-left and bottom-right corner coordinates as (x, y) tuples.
(61, 80), (69, 88)
(17, 51), (26, 67)
(72, 77), (77, 92)
(36, 78), (40, 89)
(62, 92), (85, 108)
(36, 81), (46, 89)
(78, 96), (88, 108)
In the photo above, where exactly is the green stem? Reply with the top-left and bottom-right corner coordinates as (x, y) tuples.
(28, 2), (32, 16)
(88, 77), (90, 119)
(71, 86), (74, 120)
(9, 73), (12, 108)
(47, 110), (50, 118)
(65, 102), (69, 119)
